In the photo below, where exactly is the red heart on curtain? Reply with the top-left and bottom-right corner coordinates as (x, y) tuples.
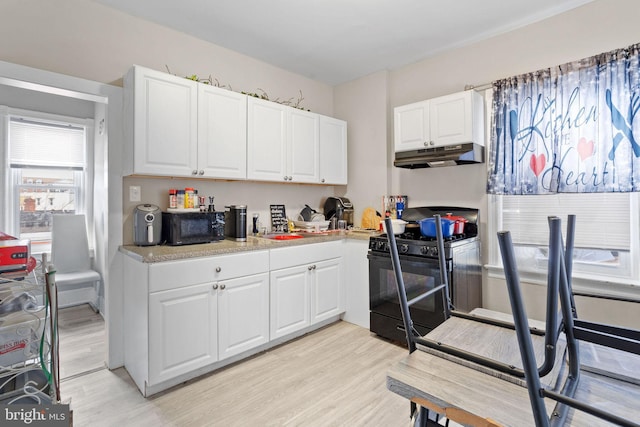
(577, 137), (595, 160)
(530, 154), (546, 177)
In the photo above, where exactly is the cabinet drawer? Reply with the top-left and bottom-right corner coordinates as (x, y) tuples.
(269, 240), (343, 270)
(149, 250), (269, 293)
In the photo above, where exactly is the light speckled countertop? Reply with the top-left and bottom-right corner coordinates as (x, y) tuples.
(120, 231), (377, 263)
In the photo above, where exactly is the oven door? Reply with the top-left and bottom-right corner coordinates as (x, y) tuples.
(368, 252), (448, 343)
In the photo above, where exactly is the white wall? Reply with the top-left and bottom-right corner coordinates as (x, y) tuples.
(0, 0), (334, 115)
(333, 70), (390, 224)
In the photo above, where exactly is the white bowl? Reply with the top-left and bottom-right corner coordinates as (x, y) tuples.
(383, 219), (407, 235)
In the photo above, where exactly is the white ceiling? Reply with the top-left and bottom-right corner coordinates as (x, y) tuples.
(92, 0), (594, 85)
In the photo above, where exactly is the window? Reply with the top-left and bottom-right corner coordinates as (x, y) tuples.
(2, 107), (93, 253)
(485, 43), (640, 297)
(488, 193), (639, 290)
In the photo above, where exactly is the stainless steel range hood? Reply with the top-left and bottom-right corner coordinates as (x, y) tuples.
(394, 143), (484, 169)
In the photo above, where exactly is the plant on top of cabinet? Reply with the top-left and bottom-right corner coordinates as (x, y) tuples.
(166, 65), (310, 111)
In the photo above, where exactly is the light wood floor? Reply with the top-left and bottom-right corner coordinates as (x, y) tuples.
(57, 304), (106, 380)
(60, 321), (414, 426)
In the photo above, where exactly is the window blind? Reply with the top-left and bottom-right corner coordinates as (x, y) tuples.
(500, 193), (630, 250)
(8, 118), (85, 168)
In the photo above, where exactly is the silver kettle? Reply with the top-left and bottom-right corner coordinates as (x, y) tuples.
(134, 204), (161, 246)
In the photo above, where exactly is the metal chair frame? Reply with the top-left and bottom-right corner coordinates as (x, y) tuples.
(498, 215), (640, 427)
(385, 214), (640, 427)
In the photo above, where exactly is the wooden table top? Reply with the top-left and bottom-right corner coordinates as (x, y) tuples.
(386, 309), (640, 427)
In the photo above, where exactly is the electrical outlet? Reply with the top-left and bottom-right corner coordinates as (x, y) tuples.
(129, 186), (141, 202)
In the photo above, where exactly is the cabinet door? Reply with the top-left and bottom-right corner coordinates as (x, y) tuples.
(198, 85), (248, 179)
(247, 97), (287, 181)
(319, 116), (348, 185)
(270, 265), (311, 339)
(288, 108), (319, 183)
(133, 66), (198, 176)
(148, 282), (217, 385)
(429, 91), (474, 147)
(311, 258), (344, 324)
(394, 100), (430, 152)
(217, 273), (270, 360)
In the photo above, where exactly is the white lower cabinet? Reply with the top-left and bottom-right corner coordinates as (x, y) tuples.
(147, 271), (269, 385)
(270, 265), (311, 339)
(148, 282), (218, 385)
(124, 250), (270, 396)
(270, 241), (344, 339)
(124, 241), (345, 397)
(311, 258), (343, 323)
(217, 273), (270, 360)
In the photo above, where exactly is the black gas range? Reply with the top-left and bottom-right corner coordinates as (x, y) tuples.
(368, 206), (482, 344)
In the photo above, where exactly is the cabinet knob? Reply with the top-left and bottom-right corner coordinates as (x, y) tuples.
(430, 141), (435, 146)
(220, 284), (226, 290)
(424, 141), (428, 147)
(308, 265), (314, 270)
(321, 178), (325, 183)
(216, 266), (221, 273)
(199, 170), (204, 175)
(192, 170), (198, 175)
(212, 284), (219, 290)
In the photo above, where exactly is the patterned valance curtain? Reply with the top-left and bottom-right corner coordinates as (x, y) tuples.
(487, 42), (640, 194)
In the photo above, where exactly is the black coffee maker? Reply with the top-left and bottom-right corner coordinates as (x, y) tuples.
(323, 197), (354, 227)
(225, 205), (247, 242)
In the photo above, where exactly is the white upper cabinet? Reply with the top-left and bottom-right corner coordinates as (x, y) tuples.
(247, 98), (321, 183)
(288, 108), (320, 183)
(394, 90), (484, 152)
(246, 97), (287, 181)
(129, 65), (198, 176)
(319, 116), (348, 185)
(125, 66), (346, 184)
(394, 100), (430, 153)
(198, 84), (248, 179)
(125, 65), (248, 179)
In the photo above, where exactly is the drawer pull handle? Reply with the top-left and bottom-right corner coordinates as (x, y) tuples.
(212, 284), (218, 290)
(216, 267), (221, 273)
(220, 284), (226, 290)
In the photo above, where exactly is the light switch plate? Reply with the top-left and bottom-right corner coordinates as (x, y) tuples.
(129, 185), (141, 202)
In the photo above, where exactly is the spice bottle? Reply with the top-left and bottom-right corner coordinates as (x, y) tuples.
(176, 190), (185, 209)
(169, 189), (177, 209)
(185, 187), (195, 209)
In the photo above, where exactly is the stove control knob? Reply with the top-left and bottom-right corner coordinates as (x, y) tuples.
(419, 246), (429, 255)
(399, 244), (409, 254)
(376, 241), (387, 251)
(428, 247), (438, 257)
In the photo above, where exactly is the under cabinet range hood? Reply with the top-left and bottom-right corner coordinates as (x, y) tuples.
(394, 143), (484, 169)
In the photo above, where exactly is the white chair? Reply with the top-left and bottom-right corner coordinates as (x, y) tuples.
(51, 214), (101, 312)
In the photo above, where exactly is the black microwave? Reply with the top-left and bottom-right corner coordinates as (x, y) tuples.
(161, 211), (225, 246)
